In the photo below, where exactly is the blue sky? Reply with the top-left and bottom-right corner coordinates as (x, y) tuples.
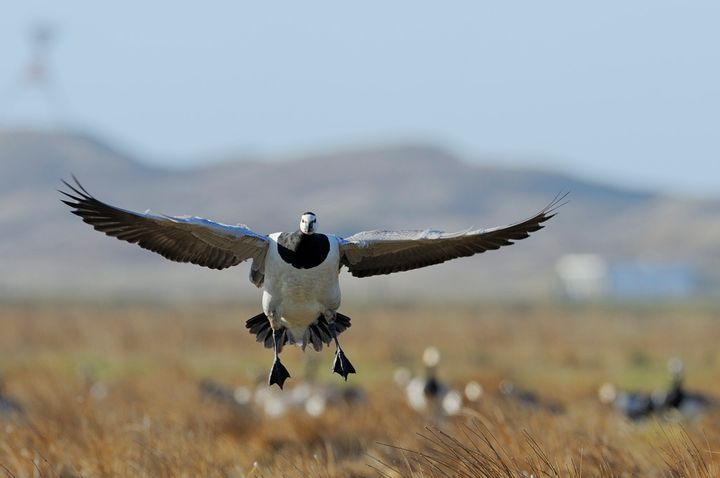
(1, 1), (718, 196)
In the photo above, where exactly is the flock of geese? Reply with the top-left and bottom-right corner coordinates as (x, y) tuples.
(1, 354), (716, 426)
(191, 351), (715, 422)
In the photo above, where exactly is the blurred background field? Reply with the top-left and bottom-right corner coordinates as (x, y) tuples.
(2, 2), (720, 476)
(2, 301), (720, 476)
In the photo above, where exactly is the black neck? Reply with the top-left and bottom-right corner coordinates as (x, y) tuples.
(277, 231), (330, 269)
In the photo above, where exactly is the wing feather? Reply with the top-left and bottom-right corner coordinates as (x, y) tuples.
(340, 194), (566, 278)
(59, 177), (269, 270)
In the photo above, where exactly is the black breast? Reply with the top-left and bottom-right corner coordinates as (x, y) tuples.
(277, 231), (330, 269)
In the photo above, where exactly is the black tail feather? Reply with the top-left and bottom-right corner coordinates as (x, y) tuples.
(245, 312), (352, 351)
(247, 317), (268, 335)
(316, 320), (332, 343)
(257, 326), (274, 349)
(308, 325), (324, 352)
(246, 313), (268, 333)
(245, 313), (288, 349)
(334, 312), (351, 333)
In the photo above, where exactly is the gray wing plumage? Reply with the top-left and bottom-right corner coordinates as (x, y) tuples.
(339, 194), (566, 278)
(59, 177), (269, 272)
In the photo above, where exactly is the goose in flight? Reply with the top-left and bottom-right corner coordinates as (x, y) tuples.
(59, 177), (565, 389)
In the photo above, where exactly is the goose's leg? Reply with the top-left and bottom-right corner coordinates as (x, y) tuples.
(329, 320), (356, 381)
(268, 327), (290, 389)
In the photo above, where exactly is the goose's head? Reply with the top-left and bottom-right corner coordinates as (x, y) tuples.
(667, 357), (684, 382)
(300, 212), (317, 235)
(422, 346), (440, 369)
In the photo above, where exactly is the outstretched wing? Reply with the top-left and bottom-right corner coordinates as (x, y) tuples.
(339, 193), (566, 278)
(59, 177), (269, 271)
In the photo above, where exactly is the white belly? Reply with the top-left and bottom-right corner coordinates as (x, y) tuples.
(262, 233), (342, 339)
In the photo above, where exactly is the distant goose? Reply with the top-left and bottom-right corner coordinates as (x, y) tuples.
(499, 380), (565, 414)
(598, 382), (658, 420)
(656, 358), (716, 419)
(400, 347), (463, 417)
(498, 380), (540, 407)
(289, 381), (368, 417)
(198, 378), (256, 418)
(60, 177), (564, 389)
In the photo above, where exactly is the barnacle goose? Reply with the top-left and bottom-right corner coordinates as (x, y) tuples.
(400, 346), (463, 417)
(60, 177), (564, 389)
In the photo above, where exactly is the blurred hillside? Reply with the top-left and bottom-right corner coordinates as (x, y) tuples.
(1, 128), (719, 301)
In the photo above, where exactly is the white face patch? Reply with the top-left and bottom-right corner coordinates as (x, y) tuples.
(300, 213), (317, 234)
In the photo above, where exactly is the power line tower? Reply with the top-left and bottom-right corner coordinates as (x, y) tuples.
(0, 23), (69, 128)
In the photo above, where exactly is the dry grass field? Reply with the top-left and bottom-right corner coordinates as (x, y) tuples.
(1, 300), (720, 477)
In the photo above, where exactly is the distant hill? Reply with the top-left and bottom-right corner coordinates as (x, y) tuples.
(1, 128), (719, 301)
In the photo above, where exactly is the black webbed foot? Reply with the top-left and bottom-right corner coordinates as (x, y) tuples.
(269, 327), (291, 389)
(269, 359), (291, 389)
(332, 348), (356, 381)
(327, 315), (356, 381)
